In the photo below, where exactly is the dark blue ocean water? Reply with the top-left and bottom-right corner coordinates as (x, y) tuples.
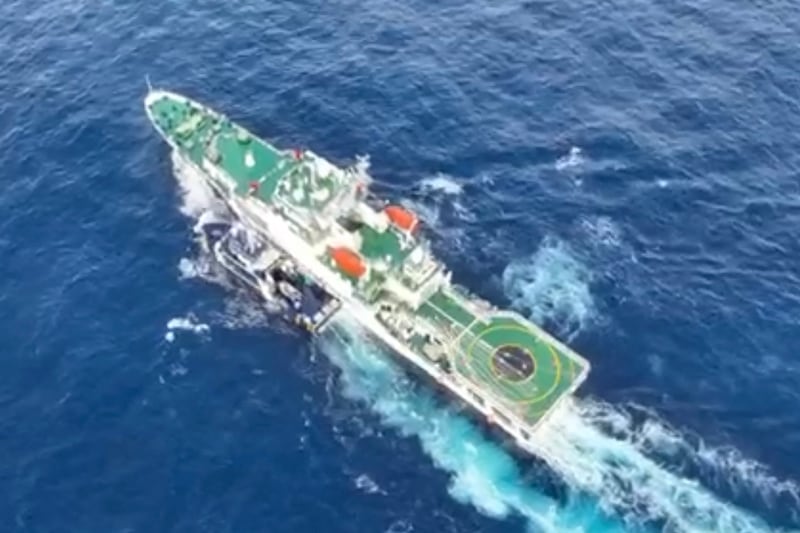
(2, 0), (800, 531)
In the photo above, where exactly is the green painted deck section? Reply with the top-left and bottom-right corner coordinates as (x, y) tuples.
(358, 225), (413, 269)
(148, 94), (292, 203)
(275, 163), (346, 212)
(418, 289), (476, 332)
(417, 288), (587, 425)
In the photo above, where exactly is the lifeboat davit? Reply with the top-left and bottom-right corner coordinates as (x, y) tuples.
(384, 205), (418, 232)
(329, 247), (367, 278)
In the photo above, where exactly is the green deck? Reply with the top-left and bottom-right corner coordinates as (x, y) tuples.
(418, 288), (586, 426)
(420, 289), (476, 329)
(278, 164), (332, 209)
(149, 93), (354, 214)
(148, 94), (292, 203)
(358, 225), (413, 269)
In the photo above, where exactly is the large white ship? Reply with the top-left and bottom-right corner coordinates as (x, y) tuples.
(145, 88), (590, 454)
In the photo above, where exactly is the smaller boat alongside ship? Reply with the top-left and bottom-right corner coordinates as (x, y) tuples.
(199, 219), (340, 333)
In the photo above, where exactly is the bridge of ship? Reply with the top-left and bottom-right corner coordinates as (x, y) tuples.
(417, 289), (583, 425)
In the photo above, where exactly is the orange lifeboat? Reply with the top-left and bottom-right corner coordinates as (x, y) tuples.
(384, 205), (418, 232)
(329, 247), (366, 278)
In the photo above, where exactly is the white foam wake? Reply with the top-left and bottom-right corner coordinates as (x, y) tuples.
(531, 400), (789, 533)
(499, 232), (797, 531)
(320, 318), (793, 533)
(562, 400), (800, 516)
(318, 320), (627, 533)
(164, 314), (210, 342)
(168, 145), (795, 531)
(502, 236), (596, 341)
(172, 151), (225, 218)
(555, 146), (585, 171)
(418, 173), (464, 196)
(416, 173), (475, 223)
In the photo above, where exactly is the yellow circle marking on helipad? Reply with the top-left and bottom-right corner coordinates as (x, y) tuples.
(466, 323), (563, 405)
(525, 347), (577, 419)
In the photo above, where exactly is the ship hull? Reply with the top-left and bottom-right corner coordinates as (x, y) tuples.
(145, 89), (589, 460)
(169, 150), (552, 455)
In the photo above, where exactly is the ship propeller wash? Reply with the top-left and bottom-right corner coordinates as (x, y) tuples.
(145, 89), (590, 451)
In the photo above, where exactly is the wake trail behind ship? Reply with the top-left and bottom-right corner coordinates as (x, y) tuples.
(322, 317), (788, 533)
(170, 157), (794, 533)
(534, 399), (789, 532)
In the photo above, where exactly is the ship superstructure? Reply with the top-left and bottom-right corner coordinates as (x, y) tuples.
(145, 89), (590, 450)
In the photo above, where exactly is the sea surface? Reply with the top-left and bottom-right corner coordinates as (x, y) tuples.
(1, 0), (800, 531)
